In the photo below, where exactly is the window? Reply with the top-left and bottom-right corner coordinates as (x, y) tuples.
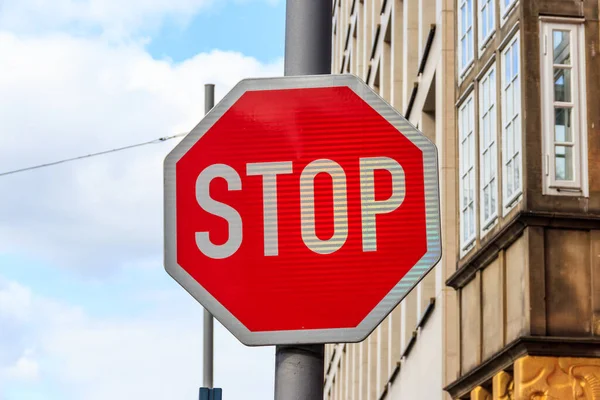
(501, 0), (518, 19)
(459, 94), (476, 250)
(479, 0), (495, 48)
(540, 21), (588, 195)
(479, 65), (498, 230)
(459, 0), (474, 74)
(501, 34), (522, 210)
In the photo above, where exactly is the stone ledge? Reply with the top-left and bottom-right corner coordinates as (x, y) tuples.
(444, 336), (600, 398)
(446, 211), (600, 290)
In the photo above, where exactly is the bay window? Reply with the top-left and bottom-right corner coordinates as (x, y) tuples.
(540, 21), (587, 196)
(501, 34), (522, 210)
(459, 0), (474, 74)
(459, 94), (476, 250)
(479, 65), (498, 231)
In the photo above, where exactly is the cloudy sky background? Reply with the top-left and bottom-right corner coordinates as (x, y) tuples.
(0, 1), (284, 398)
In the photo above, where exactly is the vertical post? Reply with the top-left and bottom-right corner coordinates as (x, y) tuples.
(284, 0), (332, 76)
(276, 1), (331, 399)
(203, 83), (215, 390)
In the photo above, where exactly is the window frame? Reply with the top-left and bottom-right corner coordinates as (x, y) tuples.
(478, 0), (496, 51)
(540, 19), (588, 196)
(500, 0), (518, 24)
(478, 63), (499, 233)
(458, 0), (475, 76)
(459, 92), (477, 252)
(501, 33), (522, 213)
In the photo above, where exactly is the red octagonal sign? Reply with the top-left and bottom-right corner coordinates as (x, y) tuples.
(164, 75), (441, 345)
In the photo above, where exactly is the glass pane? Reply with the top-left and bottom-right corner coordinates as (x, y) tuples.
(554, 107), (573, 142)
(555, 145), (573, 181)
(484, 79), (490, 109)
(481, 6), (487, 37)
(506, 122), (513, 156)
(505, 86), (513, 118)
(469, 206), (475, 235)
(504, 53), (510, 84)
(513, 75), (520, 109)
(488, 2), (494, 31)
(483, 115), (489, 146)
(482, 194), (487, 218)
(512, 43), (519, 79)
(469, 133), (474, 167)
(468, 0), (473, 27)
(469, 171), (475, 201)
(507, 162), (513, 196)
(490, 107), (496, 144)
(490, 178), (496, 212)
(553, 30), (571, 65)
(461, 4), (466, 35)
(553, 68), (571, 102)
(462, 141), (468, 172)
(514, 153), (520, 191)
(468, 30), (473, 59)
(486, 151), (492, 181)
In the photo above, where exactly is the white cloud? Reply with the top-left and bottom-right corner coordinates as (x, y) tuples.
(0, 32), (282, 275)
(4, 349), (39, 382)
(0, 278), (274, 399)
(0, 0), (279, 38)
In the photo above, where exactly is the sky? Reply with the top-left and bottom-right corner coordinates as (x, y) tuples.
(0, 0), (285, 398)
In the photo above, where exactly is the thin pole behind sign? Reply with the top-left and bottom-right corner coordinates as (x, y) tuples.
(275, 1), (331, 399)
(203, 83), (215, 390)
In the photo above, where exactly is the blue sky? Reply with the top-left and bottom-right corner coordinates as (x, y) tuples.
(147, 2), (285, 63)
(0, 1), (284, 399)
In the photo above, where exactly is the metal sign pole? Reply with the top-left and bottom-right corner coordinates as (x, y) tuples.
(275, 1), (331, 399)
(203, 83), (215, 390)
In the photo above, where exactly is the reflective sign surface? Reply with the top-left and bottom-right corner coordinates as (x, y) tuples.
(164, 75), (441, 345)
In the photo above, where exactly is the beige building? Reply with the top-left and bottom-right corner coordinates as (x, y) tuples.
(326, 0), (600, 399)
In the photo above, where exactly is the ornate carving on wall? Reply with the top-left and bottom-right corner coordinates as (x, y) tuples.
(494, 371), (514, 400)
(514, 356), (600, 399)
(471, 386), (492, 400)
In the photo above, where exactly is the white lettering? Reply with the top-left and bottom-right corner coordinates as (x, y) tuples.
(300, 159), (348, 254)
(195, 164), (242, 259)
(247, 161), (293, 256)
(359, 157), (405, 252)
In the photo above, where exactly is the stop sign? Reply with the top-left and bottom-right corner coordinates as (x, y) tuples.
(164, 75), (441, 345)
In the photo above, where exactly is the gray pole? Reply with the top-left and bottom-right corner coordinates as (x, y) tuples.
(275, 1), (331, 399)
(284, 0), (332, 76)
(203, 83), (215, 390)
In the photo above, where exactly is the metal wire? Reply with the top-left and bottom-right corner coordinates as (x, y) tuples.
(0, 132), (187, 178)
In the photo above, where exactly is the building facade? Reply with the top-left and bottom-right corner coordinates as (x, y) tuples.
(326, 0), (600, 398)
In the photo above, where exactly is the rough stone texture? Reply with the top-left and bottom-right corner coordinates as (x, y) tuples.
(461, 273), (482, 373)
(482, 258), (504, 360)
(505, 236), (528, 343)
(545, 229), (592, 336)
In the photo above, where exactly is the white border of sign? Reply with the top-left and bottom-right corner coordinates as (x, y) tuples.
(164, 74), (441, 346)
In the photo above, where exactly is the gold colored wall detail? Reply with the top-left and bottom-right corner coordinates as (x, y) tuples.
(493, 371), (514, 400)
(514, 356), (600, 399)
(471, 386), (492, 400)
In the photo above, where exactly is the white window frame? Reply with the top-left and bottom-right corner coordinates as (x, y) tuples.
(478, 0), (496, 50)
(458, 0), (475, 76)
(540, 19), (588, 196)
(459, 93), (477, 252)
(501, 0), (518, 23)
(479, 64), (498, 233)
(501, 33), (522, 213)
